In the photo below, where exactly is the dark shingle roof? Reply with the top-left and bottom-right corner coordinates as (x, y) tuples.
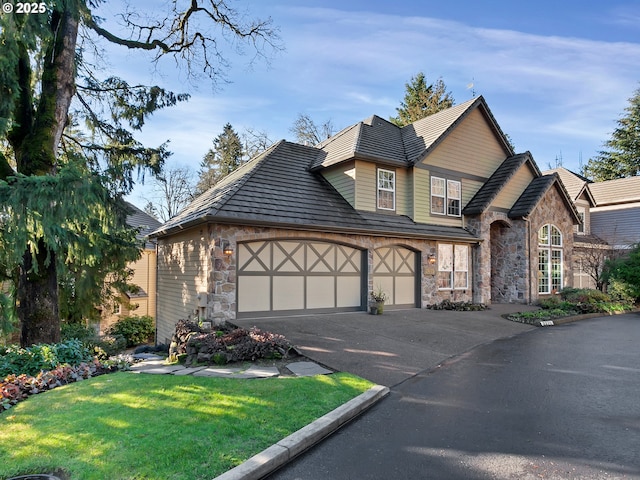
(312, 96), (513, 171)
(153, 140), (479, 242)
(126, 202), (163, 249)
(508, 173), (581, 223)
(463, 152), (538, 215)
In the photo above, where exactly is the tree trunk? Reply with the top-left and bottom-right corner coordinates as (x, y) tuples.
(18, 240), (60, 346)
(11, 7), (78, 346)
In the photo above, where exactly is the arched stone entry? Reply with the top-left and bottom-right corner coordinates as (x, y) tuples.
(490, 220), (510, 302)
(489, 219), (527, 303)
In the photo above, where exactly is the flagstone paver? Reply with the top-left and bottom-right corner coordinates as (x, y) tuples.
(286, 361), (333, 377)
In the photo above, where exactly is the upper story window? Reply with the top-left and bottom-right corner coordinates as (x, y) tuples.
(377, 168), (395, 210)
(431, 176), (461, 217)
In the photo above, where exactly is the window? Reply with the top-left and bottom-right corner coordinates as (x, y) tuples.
(431, 177), (445, 215)
(447, 180), (461, 216)
(377, 169), (395, 210)
(538, 224), (563, 294)
(112, 303), (121, 315)
(431, 176), (461, 217)
(437, 243), (469, 289)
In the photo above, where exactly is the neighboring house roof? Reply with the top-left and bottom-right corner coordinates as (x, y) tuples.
(311, 96), (513, 171)
(544, 167), (594, 204)
(508, 173), (581, 221)
(463, 152), (540, 215)
(126, 202), (163, 249)
(152, 140), (479, 242)
(589, 176), (640, 206)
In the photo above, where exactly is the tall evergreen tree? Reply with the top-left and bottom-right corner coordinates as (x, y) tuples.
(197, 123), (245, 194)
(0, 1), (281, 346)
(390, 73), (455, 127)
(582, 86), (640, 181)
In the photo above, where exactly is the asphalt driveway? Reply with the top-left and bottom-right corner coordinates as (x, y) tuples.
(234, 304), (538, 387)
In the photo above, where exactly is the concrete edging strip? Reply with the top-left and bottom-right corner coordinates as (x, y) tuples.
(213, 384), (390, 480)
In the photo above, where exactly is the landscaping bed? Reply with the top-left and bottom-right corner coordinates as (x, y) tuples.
(505, 288), (636, 326)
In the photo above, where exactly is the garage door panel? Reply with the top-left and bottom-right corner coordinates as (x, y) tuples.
(306, 276), (335, 309)
(238, 276), (270, 312)
(395, 277), (416, 305)
(273, 276), (305, 310)
(273, 242), (305, 272)
(337, 277), (361, 307)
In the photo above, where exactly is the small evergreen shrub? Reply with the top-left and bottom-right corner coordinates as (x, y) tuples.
(107, 315), (155, 347)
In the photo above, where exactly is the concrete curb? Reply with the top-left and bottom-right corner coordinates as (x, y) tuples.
(537, 308), (640, 326)
(213, 384), (390, 480)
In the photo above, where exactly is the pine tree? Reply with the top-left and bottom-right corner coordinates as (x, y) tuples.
(0, 2), (280, 346)
(582, 87), (640, 181)
(390, 73), (455, 127)
(197, 123), (245, 194)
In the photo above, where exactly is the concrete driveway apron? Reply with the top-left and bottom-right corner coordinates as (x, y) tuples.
(234, 304), (537, 387)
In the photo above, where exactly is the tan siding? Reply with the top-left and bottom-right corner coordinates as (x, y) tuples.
(413, 168), (431, 223)
(462, 179), (484, 209)
(492, 164), (535, 210)
(99, 248), (157, 335)
(421, 109), (506, 178)
(322, 161), (356, 207)
(395, 167), (412, 216)
(156, 229), (209, 344)
(355, 160), (376, 211)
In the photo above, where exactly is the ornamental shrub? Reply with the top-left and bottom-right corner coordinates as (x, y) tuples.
(0, 340), (92, 377)
(107, 315), (155, 347)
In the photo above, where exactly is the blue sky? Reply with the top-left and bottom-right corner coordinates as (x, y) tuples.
(105, 1), (640, 210)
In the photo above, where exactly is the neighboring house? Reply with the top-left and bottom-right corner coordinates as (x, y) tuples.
(544, 168), (640, 289)
(589, 176), (640, 249)
(99, 203), (162, 334)
(152, 96), (579, 343)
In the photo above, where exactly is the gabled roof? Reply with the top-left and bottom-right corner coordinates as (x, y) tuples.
(508, 173), (581, 222)
(463, 152), (540, 215)
(126, 202), (163, 249)
(543, 167), (594, 205)
(311, 95), (513, 171)
(153, 140), (479, 243)
(589, 176), (640, 206)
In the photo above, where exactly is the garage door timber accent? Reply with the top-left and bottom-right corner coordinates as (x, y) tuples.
(373, 246), (419, 307)
(237, 240), (365, 316)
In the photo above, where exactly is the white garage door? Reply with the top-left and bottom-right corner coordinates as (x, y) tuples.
(373, 246), (418, 307)
(237, 240), (364, 317)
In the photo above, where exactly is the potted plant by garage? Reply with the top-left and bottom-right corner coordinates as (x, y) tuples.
(370, 287), (388, 315)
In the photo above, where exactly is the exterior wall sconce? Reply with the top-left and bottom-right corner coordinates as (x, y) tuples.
(222, 240), (234, 256)
(427, 253), (437, 265)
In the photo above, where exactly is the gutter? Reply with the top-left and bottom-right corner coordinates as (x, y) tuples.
(151, 214), (482, 244)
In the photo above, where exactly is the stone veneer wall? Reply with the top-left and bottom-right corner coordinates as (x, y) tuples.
(466, 184), (576, 305)
(527, 185), (575, 302)
(199, 223), (474, 321)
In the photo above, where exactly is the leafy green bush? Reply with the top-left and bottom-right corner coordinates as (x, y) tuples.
(559, 288), (612, 304)
(537, 296), (575, 311)
(0, 340), (92, 377)
(107, 315), (155, 347)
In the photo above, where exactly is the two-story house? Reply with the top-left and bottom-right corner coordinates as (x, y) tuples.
(152, 96), (579, 344)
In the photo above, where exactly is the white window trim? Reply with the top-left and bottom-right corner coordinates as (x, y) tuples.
(538, 224), (563, 294)
(377, 168), (396, 211)
(431, 176), (461, 217)
(431, 176), (446, 215)
(447, 179), (462, 217)
(437, 243), (469, 290)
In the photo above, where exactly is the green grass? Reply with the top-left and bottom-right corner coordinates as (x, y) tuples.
(0, 371), (374, 480)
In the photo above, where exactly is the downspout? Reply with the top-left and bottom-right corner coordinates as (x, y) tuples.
(525, 216), (532, 304)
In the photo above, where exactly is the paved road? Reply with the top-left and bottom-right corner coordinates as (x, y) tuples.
(267, 313), (640, 479)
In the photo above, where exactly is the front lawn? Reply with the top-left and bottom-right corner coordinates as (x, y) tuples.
(0, 371), (373, 480)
